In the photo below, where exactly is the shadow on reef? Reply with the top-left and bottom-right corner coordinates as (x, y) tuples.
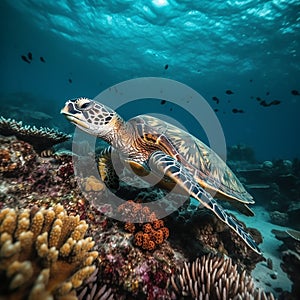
(0, 130), (291, 299)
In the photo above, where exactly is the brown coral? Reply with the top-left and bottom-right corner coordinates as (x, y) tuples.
(0, 137), (36, 176)
(0, 116), (70, 154)
(170, 254), (275, 299)
(0, 205), (98, 300)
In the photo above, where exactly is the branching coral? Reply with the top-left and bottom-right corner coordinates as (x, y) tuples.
(0, 205), (98, 300)
(170, 254), (275, 300)
(0, 116), (70, 154)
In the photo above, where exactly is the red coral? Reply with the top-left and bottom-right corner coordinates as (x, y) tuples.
(118, 200), (170, 251)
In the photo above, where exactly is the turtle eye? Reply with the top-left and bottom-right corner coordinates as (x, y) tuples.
(80, 102), (91, 109)
(75, 98), (93, 110)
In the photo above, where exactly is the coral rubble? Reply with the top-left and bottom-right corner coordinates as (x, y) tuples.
(0, 205), (98, 300)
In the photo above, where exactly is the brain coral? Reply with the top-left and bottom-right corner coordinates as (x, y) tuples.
(0, 204), (98, 300)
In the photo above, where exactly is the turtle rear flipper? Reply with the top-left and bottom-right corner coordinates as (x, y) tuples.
(149, 150), (261, 255)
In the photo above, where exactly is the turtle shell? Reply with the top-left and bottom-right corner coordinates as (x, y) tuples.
(128, 115), (254, 212)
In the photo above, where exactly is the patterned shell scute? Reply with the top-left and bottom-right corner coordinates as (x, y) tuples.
(129, 115), (253, 204)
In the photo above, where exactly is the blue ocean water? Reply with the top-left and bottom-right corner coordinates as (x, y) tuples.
(0, 0), (299, 161)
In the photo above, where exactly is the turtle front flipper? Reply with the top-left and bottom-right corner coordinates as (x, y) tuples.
(148, 151), (261, 255)
(97, 146), (122, 191)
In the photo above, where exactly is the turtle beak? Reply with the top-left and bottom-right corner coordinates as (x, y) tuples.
(60, 105), (90, 129)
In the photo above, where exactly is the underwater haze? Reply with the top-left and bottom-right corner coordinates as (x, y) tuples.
(0, 0), (299, 161)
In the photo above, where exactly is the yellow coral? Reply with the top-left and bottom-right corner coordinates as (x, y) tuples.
(84, 175), (105, 192)
(0, 205), (98, 300)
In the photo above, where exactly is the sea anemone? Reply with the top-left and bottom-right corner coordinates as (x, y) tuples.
(170, 254), (275, 299)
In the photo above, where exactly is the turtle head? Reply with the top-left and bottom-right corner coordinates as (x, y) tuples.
(61, 97), (121, 140)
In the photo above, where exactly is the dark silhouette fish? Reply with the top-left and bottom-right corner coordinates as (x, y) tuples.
(212, 96), (219, 104)
(21, 55), (31, 64)
(291, 90), (300, 96)
(266, 92), (270, 96)
(160, 100), (166, 105)
(232, 108), (244, 113)
(28, 52), (32, 60)
(164, 64), (169, 70)
(256, 97), (262, 101)
(214, 108), (219, 112)
(226, 90), (234, 95)
(260, 100), (281, 107)
(68, 78), (72, 83)
(40, 56), (46, 63)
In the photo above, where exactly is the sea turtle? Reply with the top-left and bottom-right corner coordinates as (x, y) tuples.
(61, 97), (261, 254)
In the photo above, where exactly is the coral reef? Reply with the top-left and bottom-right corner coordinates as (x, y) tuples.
(228, 155), (300, 231)
(0, 116), (70, 154)
(227, 144), (256, 163)
(0, 205), (98, 300)
(272, 229), (300, 299)
(170, 254), (275, 299)
(90, 223), (184, 299)
(1, 132), (296, 299)
(0, 136), (79, 210)
(168, 208), (263, 271)
(0, 137), (36, 176)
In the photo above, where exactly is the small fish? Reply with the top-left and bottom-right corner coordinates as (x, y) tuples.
(260, 100), (281, 107)
(40, 56), (46, 63)
(266, 91), (270, 96)
(226, 90), (234, 95)
(214, 108), (219, 112)
(271, 100), (281, 105)
(260, 101), (268, 107)
(68, 78), (72, 83)
(164, 64), (169, 70)
(28, 52), (32, 60)
(250, 96), (254, 99)
(232, 108), (244, 113)
(256, 97), (262, 101)
(169, 108), (173, 111)
(249, 79), (253, 83)
(160, 100), (166, 105)
(212, 96), (219, 104)
(21, 55), (31, 64)
(291, 89), (300, 96)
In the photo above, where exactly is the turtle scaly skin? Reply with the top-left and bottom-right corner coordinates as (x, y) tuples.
(61, 97), (261, 254)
